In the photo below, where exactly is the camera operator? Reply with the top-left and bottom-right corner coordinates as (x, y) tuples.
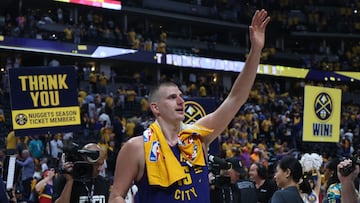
(209, 155), (232, 203)
(227, 157), (257, 203)
(52, 143), (109, 203)
(211, 156), (257, 203)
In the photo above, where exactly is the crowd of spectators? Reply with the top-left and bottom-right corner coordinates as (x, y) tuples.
(1, 57), (360, 201)
(0, 0), (359, 70)
(0, 1), (360, 202)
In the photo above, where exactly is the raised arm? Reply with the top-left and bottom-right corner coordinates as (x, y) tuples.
(16, 157), (32, 167)
(35, 170), (55, 193)
(53, 174), (73, 203)
(197, 9), (270, 144)
(338, 159), (360, 203)
(314, 170), (321, 196)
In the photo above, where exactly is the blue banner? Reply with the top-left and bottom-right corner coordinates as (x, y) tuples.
(8, 66), (81, 136)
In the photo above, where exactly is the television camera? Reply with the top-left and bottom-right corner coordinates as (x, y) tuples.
(60, 141), (100, 180)
(208, 155), (232, 188)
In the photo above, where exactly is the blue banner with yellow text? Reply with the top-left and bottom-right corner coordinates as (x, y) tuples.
(9, 66), (81, 136)
(303, 85), (341, 142)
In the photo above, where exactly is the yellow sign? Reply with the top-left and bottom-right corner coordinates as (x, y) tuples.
(303, 85), (341, 142)
(12, 106), (81, 129)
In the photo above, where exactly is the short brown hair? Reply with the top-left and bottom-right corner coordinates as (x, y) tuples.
(148, 82), (178, 103)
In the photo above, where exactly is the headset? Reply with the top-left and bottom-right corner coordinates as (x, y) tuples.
(255, 162), (267, 179)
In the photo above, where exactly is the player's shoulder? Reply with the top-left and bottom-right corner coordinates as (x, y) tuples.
(127, 136), (144, 146)
(121, 136), (144, 157)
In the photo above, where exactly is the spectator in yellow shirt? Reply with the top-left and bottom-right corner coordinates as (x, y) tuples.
(125, 87), (137, 110)
(140, 96), (149, 118)
(63, 26), (73, 41)
(261, 114), (272, 138)
(125, 117), (136, 138)
(89, 71), (98, 93)
(98, 72), (108, 94)
(6, 129), (17, 155)
(199, 84), (207, 97)
(127, 28), (136, 46)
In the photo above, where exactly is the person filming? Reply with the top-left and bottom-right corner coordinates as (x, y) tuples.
(52, 143), (109, 203)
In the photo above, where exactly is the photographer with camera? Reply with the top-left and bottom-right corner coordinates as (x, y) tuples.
(227, 156), (257, 203)
(210, 155), (257, 203)
(52, 143), (109, 203)
(208, 154), (232, 203)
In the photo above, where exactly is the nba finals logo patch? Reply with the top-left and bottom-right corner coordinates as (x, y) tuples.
(303, 86), (341, 142)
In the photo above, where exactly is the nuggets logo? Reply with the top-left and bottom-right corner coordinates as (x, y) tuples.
(314, 92), (332, 121)
(150, 141), (160, 162)
(15, 114), (28, 125)
(184, 101), (206, 124)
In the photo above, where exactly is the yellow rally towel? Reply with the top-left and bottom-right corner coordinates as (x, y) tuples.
(143, 122), (213, 187)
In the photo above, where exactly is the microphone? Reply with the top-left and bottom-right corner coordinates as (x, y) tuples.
(208, 155), (232, 170)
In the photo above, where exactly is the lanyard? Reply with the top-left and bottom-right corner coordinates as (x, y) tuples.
(83, 179), (95, 203)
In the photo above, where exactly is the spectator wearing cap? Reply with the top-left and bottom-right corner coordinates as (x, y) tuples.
(225, 156), (258, 203)
(227, 156), (247, 182)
